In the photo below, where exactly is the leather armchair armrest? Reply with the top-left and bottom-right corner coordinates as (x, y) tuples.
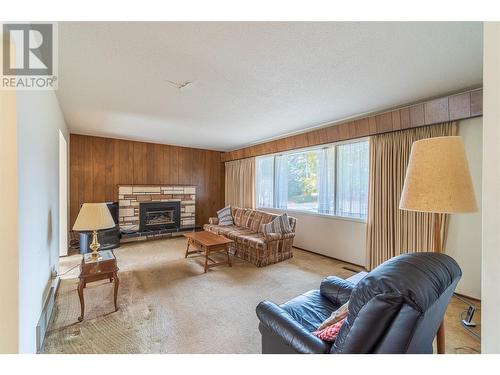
(208, 217), (219, 225)
(264, 232), (295, 242)
(256, 301), (331, 354)
(320, 276), (355, 306)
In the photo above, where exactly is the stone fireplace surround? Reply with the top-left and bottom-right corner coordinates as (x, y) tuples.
(118, 185), (196, 233)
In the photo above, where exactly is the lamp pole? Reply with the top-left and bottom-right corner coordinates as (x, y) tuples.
(433, 212), (446, 354)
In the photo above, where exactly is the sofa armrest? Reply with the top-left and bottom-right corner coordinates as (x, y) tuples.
(256, 301), (331, 354)
(264, 232), (295, 242)
(320, 276), (355, 306)
(208, 217), (219, 225)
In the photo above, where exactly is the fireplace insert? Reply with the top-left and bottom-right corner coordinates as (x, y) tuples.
(139, 201), (181, 232)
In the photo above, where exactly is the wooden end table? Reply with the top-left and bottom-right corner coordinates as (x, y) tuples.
(78, 250), (119, 322)
(183, 231), (233, 273)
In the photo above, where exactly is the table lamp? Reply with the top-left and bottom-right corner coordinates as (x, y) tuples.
(73, 203), (116, 259)
(399, 136), (477, 354)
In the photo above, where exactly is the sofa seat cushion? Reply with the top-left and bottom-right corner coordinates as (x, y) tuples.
(203, 224), (255, 240)
(204, 223), (236, 235)
(234, 232), (266, 250)
(281, 290), (338, 333)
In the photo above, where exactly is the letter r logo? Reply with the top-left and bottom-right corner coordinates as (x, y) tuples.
(2, 23), (53, 76)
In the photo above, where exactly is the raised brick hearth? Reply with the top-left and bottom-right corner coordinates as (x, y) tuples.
(118, 185), (196, 232)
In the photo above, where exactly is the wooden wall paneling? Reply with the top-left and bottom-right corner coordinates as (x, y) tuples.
(470, 89), (483, 116)
(169, 146), (179, 185)
(189, 148), (203, 224)
(221, 88), (482, 162)
(83, 135), (94, 204)
(368, 117), (377, 135)
(160, 143), (171, 185)
(156, 143), (166, 185)
(288, 134), (299, 150)
(144, 142), (154, 184)
(400, 107), (411, 129)
(409, 104), (425, 127)
(325, 123), (340, 143)
(127, 141), (135, 183)
(347, 121), (357, 138)
(92, 136), (106, 202)
(449, 92), (471, 120)
(220, 156), (225, 207)
(279, 137), (289, 152)
(90, 137), (101, 202)
(317, 127), (330, 145)
(424, 97), (449, 124)
(305, 130), (317, 147)
(69, 134), (225, 228)
(103, 137), (115, 201)
(375, 112), (393, 133)
(112, 138), (121, 198)
(337, 122), (351, 140)
(132, 142), (141, 184)
(356, 118), (371, 137)
(391, 110), (401, 131)
(179, 147), (193, 185)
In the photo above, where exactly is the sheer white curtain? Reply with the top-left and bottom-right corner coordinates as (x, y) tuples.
(335, 141), (369, 218)
(256, 156), (274, 208)
(274, 155), (288, 209)
(317, 147), (335, 214)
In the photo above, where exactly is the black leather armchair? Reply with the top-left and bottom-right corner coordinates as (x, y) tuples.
(256, 252), (462, 354)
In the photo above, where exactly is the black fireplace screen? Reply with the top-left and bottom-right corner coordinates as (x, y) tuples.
(139, 201), (180, 232)
(145, 209), (175, 226)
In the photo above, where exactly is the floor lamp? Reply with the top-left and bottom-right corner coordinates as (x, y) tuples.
(399, 136), (477, 354)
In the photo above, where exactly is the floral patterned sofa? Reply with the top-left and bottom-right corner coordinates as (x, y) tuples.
(203, 207), (296, 267)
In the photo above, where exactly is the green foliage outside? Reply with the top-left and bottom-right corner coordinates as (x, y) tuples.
(286, 152), (318, 204)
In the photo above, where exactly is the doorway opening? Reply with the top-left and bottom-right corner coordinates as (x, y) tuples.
(59, 130), (68, 257)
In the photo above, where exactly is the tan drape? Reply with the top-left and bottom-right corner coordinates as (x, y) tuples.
(366, 122), (458, 270)
(225, 157), (256, 209)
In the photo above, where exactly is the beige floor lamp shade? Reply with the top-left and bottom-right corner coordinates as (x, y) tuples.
(400, 136), (477, 214)
(399, 136), (477, 354)
(73, 203), (116, 259)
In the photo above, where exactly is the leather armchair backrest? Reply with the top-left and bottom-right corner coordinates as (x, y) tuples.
(331, 252), (462, 354)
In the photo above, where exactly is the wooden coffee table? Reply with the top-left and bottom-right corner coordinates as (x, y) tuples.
(183, 231), (233, 273)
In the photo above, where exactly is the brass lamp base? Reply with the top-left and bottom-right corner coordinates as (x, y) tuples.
(89, 230), (102, 260)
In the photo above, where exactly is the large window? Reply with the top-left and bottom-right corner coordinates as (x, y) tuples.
(256, 139), (369, 219)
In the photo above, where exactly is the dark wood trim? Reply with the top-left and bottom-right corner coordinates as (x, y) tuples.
(222, 88), (483, 162)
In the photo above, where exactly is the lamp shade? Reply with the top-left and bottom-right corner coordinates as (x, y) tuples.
(400, 136), (477, 214)
(73, 203), (116, 231)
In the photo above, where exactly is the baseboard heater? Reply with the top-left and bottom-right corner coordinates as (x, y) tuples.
(36, 280), (58, 353)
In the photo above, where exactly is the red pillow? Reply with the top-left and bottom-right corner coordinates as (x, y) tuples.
(313, 317), (346, 342)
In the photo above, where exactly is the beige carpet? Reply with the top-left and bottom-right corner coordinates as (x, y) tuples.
(42, 237), (480, 354)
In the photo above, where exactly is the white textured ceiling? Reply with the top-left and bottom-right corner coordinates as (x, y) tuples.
(57, 22), (483, 151)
